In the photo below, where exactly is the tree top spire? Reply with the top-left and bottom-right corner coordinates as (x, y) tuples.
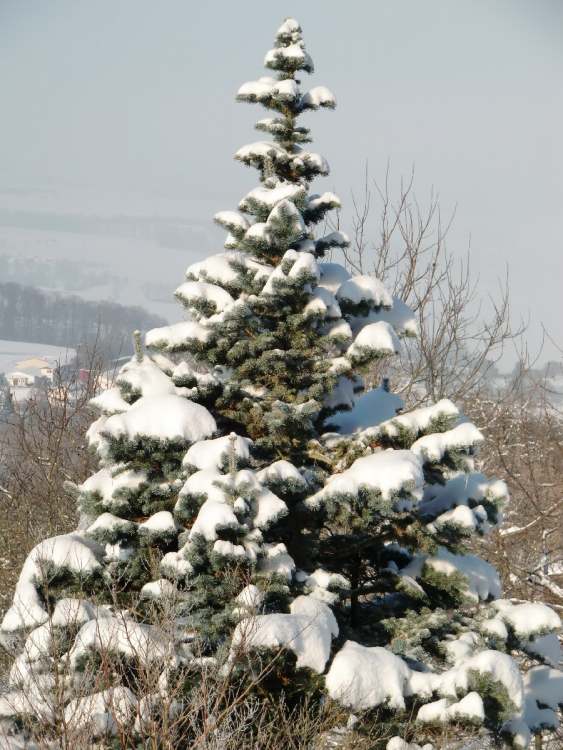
(235, 19), (337, 190)
(265, 17), (314, 76)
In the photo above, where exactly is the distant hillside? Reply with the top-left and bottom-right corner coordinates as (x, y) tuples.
(0, 282), (167, 359)
(0, 253), (111, 293)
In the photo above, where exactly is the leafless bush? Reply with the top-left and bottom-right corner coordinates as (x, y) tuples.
(1, 587), (488, 750)
(0, 346), (109, 622)
(329, 164), (521, 406)
(468, 373), (563, 612)
(0, 591), (351, 750)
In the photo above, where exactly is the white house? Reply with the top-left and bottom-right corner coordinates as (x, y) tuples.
(13, 357), (56, 381)
(6, 371), (35, 387)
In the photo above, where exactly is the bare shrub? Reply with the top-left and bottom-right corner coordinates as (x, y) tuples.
(1, 590), (353, 750)
(0, 347), (108, 621)
(2, 585), (489, 750)
(469, 373), (563, 612)
(329, 164), (520, 406)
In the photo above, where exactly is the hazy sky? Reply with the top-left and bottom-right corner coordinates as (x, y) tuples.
(1, 1), (562, 362)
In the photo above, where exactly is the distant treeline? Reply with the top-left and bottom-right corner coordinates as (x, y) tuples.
(0, 254), (111, 293)
(0, 210), (209, 250)
(0, 282), (167, 359)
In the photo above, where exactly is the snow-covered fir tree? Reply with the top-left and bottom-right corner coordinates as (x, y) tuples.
(1, 18), (562, 749)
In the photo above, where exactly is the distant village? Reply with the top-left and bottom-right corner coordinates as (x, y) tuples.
(0, 339), (130, 417)
(0, 342), (117, 416)
(0, 350), (73, 413)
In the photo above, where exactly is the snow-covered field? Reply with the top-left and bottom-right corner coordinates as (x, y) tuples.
(0, 185), (218, 220)
(0, 185), (222, 322)
(0, 225), (187, 321)
(0, 339), (76, 375)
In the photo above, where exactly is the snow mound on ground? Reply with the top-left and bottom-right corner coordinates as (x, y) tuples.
(491, 600), (561, 639)
(326, 641), (524, 718)
(64, 686), (137, 738)
(387, 739), (434, 750)
(258, 542), (296, 580)
(326, 641), (412, 710)
(416, 692), (484, 724)
(1, 534), (103, 633)
(69, 616), (168, 667)
(231, 595), (338, 673)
